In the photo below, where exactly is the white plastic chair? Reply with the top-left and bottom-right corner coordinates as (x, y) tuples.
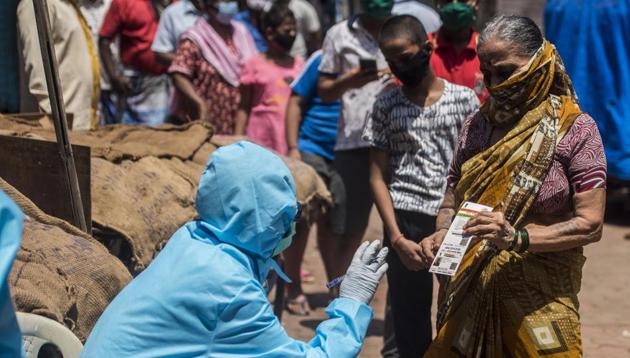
(17, 312), (83, 358)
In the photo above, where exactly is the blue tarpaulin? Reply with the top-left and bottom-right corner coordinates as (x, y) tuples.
(0, 190), (25, 357)
(545, 0), (630, 180)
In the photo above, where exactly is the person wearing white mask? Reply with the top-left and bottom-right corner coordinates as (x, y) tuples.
(166, 0), (258, 131)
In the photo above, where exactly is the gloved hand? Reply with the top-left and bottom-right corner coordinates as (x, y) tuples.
(339, 240), (389, 305)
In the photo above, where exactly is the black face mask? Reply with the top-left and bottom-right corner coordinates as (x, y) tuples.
(389, 48), (431, 87)
(274, 33), (296, 51)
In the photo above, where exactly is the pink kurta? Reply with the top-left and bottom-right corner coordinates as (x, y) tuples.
(241, 54), (304, 155)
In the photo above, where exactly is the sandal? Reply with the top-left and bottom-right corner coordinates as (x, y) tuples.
(285, 294), (311, 316)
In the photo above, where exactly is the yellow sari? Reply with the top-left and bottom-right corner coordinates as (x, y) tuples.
(426, 42), (584, 357)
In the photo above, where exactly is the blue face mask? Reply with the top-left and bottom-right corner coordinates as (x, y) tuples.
(272, 222), (296, 256)
(216, 1), (238, 24)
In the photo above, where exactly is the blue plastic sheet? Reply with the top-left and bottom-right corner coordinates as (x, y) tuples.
(545, 0), (630, 180)
(0, 190), (25, 357)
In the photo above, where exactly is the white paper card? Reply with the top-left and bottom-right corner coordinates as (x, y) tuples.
(429, 201), (493, 276)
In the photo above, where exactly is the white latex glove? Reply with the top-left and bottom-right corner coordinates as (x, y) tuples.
(339, 240), (389, 305)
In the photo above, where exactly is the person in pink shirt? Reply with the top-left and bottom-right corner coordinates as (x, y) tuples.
(234, 1), (304, 155)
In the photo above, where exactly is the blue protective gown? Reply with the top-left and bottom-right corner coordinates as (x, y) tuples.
(545, 0), (630, 180)
(0, 190), (25, 357)
(81, 141), (373, 357)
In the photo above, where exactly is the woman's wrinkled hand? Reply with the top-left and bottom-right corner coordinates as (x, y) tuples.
(392, 237), (426, 271)
(463, 211), (515, 250)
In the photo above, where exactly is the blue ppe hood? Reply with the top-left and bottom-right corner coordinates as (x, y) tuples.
(0, 189), (25, 357)
(194, 141), (298, 282)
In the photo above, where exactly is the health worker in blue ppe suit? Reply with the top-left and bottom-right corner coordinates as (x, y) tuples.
(0, 189), (25, 357)
(81, 141), (389, 357)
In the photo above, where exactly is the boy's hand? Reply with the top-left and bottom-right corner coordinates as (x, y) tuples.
(419, 229), (447, 264)
(392, 237), (426, 271)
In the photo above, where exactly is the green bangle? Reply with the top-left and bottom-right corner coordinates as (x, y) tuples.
(517, 229), (529, 253)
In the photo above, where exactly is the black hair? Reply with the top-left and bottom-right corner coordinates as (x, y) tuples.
(261, 1), (294, 31)
(379, 15), (428, 46)
(479, 15), (544, 57)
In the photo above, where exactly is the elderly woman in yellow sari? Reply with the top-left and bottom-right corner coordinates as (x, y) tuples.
(419, 15), (607, 357)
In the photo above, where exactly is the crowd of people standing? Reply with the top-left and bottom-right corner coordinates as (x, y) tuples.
(7, 0), (621, 356)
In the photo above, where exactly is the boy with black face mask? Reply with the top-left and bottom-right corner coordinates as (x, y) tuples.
(362, 15), (479, 358)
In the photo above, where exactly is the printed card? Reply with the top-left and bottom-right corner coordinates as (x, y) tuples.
(429, 201), (493, 276)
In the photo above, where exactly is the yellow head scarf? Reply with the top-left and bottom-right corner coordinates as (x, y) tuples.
(455, 40), (581, 226)
(481, 41), (578, 127)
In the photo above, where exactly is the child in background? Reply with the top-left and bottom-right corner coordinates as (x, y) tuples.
(234, 2), (304, 155)
(363, 15), (479, 357)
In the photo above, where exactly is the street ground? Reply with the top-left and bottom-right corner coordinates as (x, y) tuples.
(281, 202), (630, 357)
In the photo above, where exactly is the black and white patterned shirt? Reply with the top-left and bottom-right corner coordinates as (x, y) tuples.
(363, 81), (480, 215)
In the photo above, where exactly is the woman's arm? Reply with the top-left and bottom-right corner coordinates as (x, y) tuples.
(419, 187), (456, 263)
(525, 188), (605, 252)
(369, 148), (425, 271)
(234, 85), (253, 135)
(171, 73), (207, 121)
(285, 94), (303, 160)
(463, 188), (605, 252)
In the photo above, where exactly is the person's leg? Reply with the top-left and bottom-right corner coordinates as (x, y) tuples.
(385, 210), (435, 358)
(315, 214), (338, 282)
(284, 220), (313, 315)
(283, 152), (335, 313)
(332, 148), (373, 278)
(312, 154), (346, 297)
(381, 292), (400, 358)
(99, 90), (118, 125)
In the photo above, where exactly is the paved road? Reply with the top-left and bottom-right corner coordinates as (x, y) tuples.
(281, 207), (630, 357)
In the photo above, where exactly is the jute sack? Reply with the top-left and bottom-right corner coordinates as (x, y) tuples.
(0, 115), (214, 162)
(1, 178), (131, 343)
(91, 157), (198, 274)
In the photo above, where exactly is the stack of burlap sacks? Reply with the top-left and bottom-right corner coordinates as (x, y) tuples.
(0, 115), (331, 341)
(1, 177), (131, 343)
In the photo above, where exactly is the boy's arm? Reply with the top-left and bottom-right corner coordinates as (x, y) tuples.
(285, 94), (303, 160)
(369, 149), (425, 271)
